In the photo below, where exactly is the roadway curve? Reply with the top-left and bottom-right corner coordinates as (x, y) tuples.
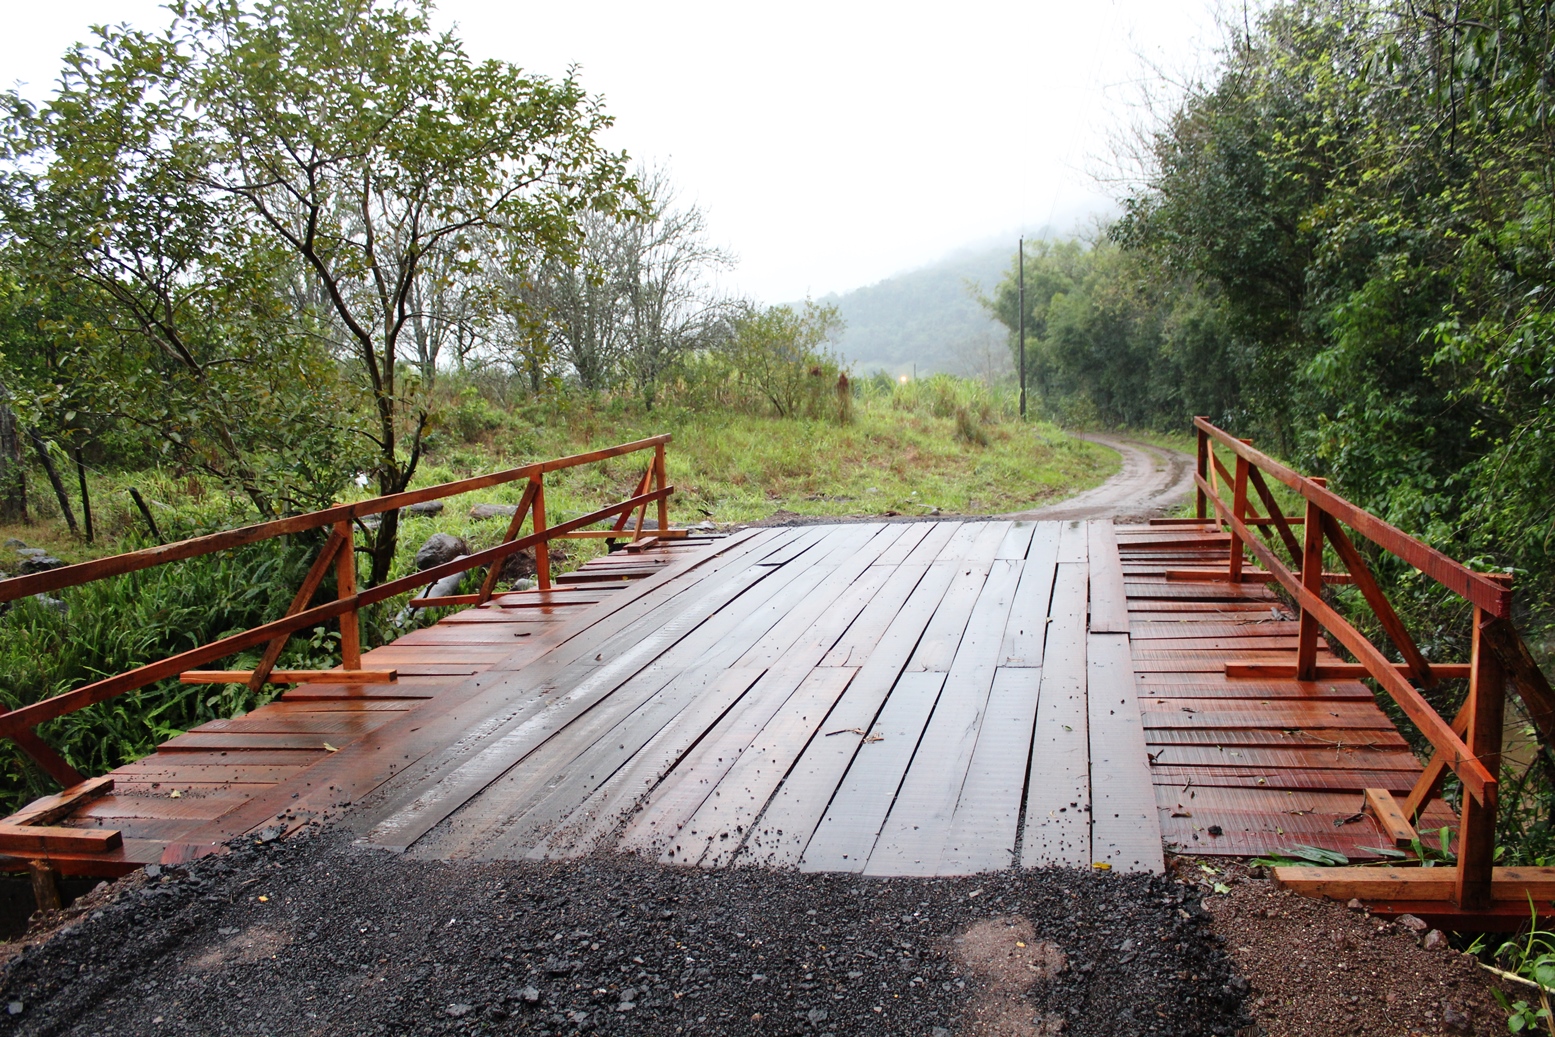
(1006, 433), (1195, 522)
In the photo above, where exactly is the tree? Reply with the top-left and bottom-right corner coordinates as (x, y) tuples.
(0, 28), (360, 517)
(726, 301), (844, 418)
(617, 171), (734, 410)
(172, 0), (637, 580)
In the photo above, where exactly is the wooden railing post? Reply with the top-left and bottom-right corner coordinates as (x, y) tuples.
(532, 475), (551, 591)
(654, 443), (669, 537)
(1456, 605), (1505, 909)
(1229, 442), (1251, 583)
(1195, 418), (1209, 519)
(477, 477), (539, 603)
(334, 520), (361, 670)
(1295, 479), (1327, 681)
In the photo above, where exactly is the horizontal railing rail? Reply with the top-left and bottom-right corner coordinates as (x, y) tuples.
(0, 436), (679, 796)
(1189, 417), (1553, 910)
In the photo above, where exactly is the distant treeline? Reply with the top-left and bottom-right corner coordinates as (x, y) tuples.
(988, 0), (1555, 612)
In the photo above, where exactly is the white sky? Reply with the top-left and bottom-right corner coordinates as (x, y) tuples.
(2, 1), (1224, 303)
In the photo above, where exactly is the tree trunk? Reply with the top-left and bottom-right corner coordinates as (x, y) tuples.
(74, 448), (93, 543)
(28, 430), (76, 536)
(0, 397), (27, 524)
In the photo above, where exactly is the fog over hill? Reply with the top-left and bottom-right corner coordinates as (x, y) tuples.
(818, 243), (1013, 380)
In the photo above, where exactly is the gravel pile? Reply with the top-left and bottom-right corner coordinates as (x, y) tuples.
(0, 830), (1250, 1036)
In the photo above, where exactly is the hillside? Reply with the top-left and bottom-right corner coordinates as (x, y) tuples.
(820, 243), (1014, 379)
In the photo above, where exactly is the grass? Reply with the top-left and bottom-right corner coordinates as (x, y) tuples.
(0, 383), (1116, 814)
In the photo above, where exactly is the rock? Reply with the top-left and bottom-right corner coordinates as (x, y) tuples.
(1346, 899), (1365, 911)
(518, 985), (540, 1004)
(469, 503), (520, 520)
(144, 864), (161, 879)
(446, 1003), (473, 1019)
(421, 562), (470, 602)
(806, 1007), (829, 1025)
(696, 520), (717, 530)
(17, 555), (65, 574)
(1396, 914), (1429, 932)
(403, 500), (443, 517)
(14, 547), (47, 558)
(415, 533), (469, 570)
(1442, 1003), (1471, 1033)
(7, 1001), (22, 1016)
(1423, 929), (1449, 950)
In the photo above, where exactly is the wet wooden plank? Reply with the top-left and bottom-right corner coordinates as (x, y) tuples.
(938, 666), (1042, 874)
(745, 562), (963, 867)
(1088, 633), (1163, 873)
(867, 557), (1022, 876)
(799, 671), (946, 872)
(1087, 522), (1130, 634)
(1000, 523), (1059, 668)
(1022, 562), (1091, 868)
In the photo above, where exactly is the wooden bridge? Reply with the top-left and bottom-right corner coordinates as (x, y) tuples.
(2, 424), (1553, 928)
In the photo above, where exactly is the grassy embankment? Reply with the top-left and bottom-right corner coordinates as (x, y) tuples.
(0, 380), (1116, 812)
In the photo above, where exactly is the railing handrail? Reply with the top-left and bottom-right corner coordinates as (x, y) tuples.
(1194, 418), (1510, 618)
(0, 434), (673, 606)
(0, 484), (672, 741)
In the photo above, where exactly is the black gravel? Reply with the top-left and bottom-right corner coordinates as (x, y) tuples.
(0, 829), (1250, 1036)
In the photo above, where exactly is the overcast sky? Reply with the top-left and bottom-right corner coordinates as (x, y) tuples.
(2, 1), (1225, 303)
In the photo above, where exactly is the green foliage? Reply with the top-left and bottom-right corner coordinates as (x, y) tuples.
(725, 301), (847, 420)
(0, 535), (355, 811)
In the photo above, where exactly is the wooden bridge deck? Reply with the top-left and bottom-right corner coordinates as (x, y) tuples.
(2, 519), (1446, 878)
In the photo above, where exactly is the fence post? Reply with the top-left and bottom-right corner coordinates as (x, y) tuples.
(1195, 419), (1209, 519)
(654, 443), (669, 537)
(1456, 604), (1505, 909)
(334, 520), (361, 669)
(1229, 445), (1251, 583)
(1295, 480), (1326, 681)
(533, 475), (551, 591)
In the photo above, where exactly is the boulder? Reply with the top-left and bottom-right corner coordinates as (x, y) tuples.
(403, 500), (444, 517)
(414, 533), (469, 571)
(469, 503), (519, 521)
(17, 555), (66, 575)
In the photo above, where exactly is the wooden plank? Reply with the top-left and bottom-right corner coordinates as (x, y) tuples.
(903, 523), (1009, 672)
(507, 667), (768, 859)
(617, 662), (841, 860)
(1088, 633), (1164, 873)
(1087, 522), (1130, 634)
(445, 526), (899, 860)
(744, 560), (963, 867)
(180, 669), (398, 684)
(798, 671), (946, 872)
(937, 666), (1042, 873)
(1000, 522), (1059, 667)
(1149, 766), (1420, 792)
(995, 521), (1037, 560)
(1022, 562), (1090, 868)
(6, 777), (115, 827)
(1364, 787), (1418, 846)
(1141, 745), (1419, 770)
(1225, 662), (1471, 681)
(687, 666), (861, 867)
(1056, 521), (1088, 563)
(866, 557), (1022, 876)
(0, 824), (122, 853)
(1272, 866), (1555, 902)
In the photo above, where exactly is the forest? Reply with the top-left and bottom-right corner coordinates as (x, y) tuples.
(991, 0), (1554, 622)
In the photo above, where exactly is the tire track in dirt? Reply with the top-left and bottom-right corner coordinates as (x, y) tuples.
(1006, 433), (1194, 522)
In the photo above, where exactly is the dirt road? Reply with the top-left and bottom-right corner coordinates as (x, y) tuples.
(1007, 434), (1194, 522)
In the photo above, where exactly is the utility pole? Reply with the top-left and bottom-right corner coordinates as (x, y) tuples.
(1018, 237), (1027, 420)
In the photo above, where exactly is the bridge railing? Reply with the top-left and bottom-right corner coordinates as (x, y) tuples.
(1188, 417), (1555, 910)
(0, 436), (677, 798)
